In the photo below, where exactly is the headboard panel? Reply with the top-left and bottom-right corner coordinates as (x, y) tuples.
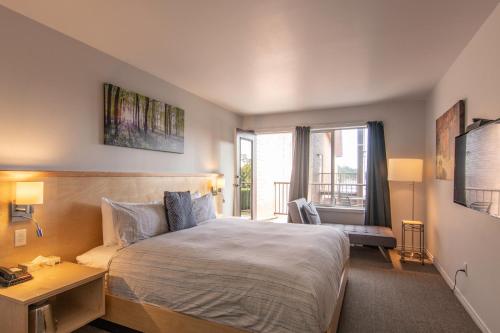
(0, 171), (219, 266)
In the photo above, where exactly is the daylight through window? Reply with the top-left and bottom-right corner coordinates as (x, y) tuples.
(309, 127), (368, 209)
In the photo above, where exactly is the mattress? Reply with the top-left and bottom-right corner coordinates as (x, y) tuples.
(107, 218), (350, 333)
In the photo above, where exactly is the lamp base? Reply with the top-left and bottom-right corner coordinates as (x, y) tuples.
(9, 203), (34, 223)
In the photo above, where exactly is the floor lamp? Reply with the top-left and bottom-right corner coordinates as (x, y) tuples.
(387, 158), (423, 220)
(388, 158), (424, 261)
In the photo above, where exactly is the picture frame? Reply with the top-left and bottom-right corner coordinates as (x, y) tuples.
(436, 100), (465, 180)
(104, 83), (184, 154)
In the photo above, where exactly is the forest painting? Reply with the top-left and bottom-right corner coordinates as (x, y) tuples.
(104, 83), (184, 153)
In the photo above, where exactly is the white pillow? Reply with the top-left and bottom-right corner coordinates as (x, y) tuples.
(191, 191), (202, 199)
(110, 201), (168, 247)
(101, 198), (117, 246)
(101, 198), (163, 246)
(76, 244), (121, 269)
(192, 193), (216, 224)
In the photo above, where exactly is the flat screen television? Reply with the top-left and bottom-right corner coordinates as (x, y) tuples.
(454, 119), (499, 219)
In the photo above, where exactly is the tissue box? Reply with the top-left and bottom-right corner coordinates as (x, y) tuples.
(19, 256), (61, 273)
(45, 256), (61, 266)
(18, 262), (42, 273)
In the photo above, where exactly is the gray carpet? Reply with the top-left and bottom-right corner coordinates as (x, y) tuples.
(338, 246), (480, 333)
(78, 246), (480, 333)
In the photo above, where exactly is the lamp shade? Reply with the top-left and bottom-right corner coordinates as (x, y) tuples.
(388, 159), (423, 183)
(15, 182), (44, 205)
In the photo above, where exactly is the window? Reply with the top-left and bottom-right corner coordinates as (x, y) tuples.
(309, 127), (368, 209)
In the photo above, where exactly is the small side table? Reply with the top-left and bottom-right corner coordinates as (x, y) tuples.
(0, 262), (106, 333)
(401, 220), (425, 265)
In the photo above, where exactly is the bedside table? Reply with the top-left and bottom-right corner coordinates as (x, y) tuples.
(0, 262), (106, 333)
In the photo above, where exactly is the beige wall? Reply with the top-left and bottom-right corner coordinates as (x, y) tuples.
(0, 7), (242, 215)
(244, 100), (427, 244)
(424, 5), (500, 333)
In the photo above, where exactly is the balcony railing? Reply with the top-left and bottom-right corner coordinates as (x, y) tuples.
(465, 188), (500, 217)
(274, 182), (290, 215)
(316, 172), (359, 185)
(274, 178), (366, 215)
(240, 182), (252, 215)
(309, 183), (366, 208)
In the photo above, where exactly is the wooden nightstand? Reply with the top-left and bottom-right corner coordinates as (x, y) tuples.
(0, 262), (106, 333)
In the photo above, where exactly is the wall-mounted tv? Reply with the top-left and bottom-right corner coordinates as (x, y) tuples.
(454, 119), (499, 219)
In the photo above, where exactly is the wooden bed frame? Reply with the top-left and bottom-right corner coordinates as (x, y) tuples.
(0, 170), (220, 266)
(103, 263), (349, 333)
(0, 170), (349, 333)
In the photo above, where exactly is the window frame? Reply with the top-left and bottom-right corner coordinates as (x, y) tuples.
(309, 125), (367, 211)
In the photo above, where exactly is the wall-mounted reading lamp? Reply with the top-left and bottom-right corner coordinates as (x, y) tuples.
(211, 176), (226, 202)
(10, 181), (44, 237)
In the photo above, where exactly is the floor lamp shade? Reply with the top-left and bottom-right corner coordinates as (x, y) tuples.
(388, 159), (423, 183)
(388, 158), (423, 220)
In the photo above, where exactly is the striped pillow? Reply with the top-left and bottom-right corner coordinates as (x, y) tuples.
(110, 201), (168, 247)
(192, 193), (216, 224)
(302, 202), (321, 225)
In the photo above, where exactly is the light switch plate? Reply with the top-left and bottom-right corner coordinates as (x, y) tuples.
(15, 229), (27, 247)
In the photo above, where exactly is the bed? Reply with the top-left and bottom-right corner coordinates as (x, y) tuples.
(79, 217), (349, 333)
(1, 171), (351, 332)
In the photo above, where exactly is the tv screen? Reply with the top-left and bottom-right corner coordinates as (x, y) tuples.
(454, 119), (499, 219)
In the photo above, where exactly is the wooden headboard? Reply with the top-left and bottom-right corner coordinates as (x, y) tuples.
(0, 171), (220, 267)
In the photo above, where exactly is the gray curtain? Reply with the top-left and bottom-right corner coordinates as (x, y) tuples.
(364, 121), (392, 227)
(289, 126), (310, 201)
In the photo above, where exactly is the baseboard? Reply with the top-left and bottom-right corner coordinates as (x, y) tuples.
(425, 249), (434, 263)
(393, 246), (434, 263)
(428, 250), (491, 333)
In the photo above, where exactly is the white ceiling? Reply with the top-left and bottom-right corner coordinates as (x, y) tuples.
(1, 0), (498, 114)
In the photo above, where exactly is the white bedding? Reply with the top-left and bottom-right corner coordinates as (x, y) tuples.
(106, 218), (349, 333)
(76, 244), (120, 269)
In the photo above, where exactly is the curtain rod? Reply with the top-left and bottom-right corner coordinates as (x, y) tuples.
(311, 121), (367, 131)
(251, 120), (369, 133)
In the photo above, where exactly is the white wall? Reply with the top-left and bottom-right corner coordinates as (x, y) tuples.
(0, 7), (242, 215)
(424, 5), (500, 333)
(244, 100), (427, 245)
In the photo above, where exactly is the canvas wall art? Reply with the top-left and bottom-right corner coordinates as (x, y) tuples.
(104, 83), (184, 153)
(436, 100), (465, 180)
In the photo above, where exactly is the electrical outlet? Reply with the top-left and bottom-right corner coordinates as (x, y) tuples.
(15, 229), (27, 247)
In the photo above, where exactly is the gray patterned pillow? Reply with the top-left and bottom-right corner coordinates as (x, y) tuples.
(164, 191), (196, 232)
(302, 202), (321, 225)
(192, 193), (216, 224)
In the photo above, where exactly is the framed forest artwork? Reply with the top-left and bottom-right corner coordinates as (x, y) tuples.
(436, 100), (465, 180)
(104, 83), (184, 153)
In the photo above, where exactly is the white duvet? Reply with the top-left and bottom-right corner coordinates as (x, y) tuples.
(107, 218), (350, 333)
